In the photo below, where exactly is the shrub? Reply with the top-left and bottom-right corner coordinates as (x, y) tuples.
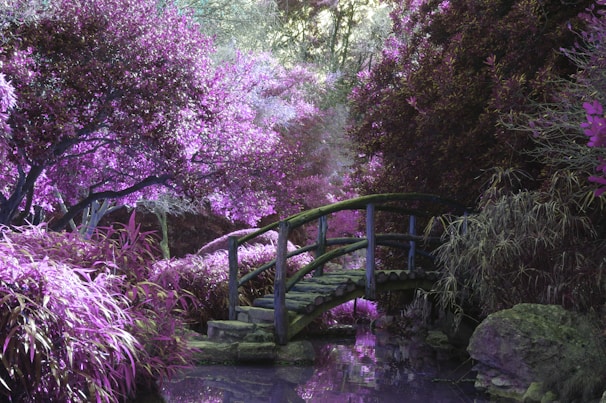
(0, 238), (139, 402)
(433, 189), (605, 322)
(90, 216), (197, 391)
(0, 222), (197, 400)
(349, 0), (591, 205)
(151, 232), (313, 330)
(315, 298), (379, 330)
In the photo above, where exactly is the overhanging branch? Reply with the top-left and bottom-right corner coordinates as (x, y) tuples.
(49, 174), (172, 231)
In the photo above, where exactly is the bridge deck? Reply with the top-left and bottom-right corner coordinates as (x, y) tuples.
(253, 269), (438, 315)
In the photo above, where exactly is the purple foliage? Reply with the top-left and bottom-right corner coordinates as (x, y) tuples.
(0, 0), (329, 228)
(152, 236), (313, 326)
(320, 299), (379, 327)
(0, 223), (197, 401)
(582, 101), (606, 196)
(0, 72), (15, 135)
(576, 2), (606, 196)
(0, 229), (139, 402)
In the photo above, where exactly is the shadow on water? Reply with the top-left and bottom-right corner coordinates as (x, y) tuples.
(158, 326), (487, 402)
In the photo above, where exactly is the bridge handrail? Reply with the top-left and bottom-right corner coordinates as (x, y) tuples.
(227, 192), (471, 344)
(282, 192), (467, 229)
(232, 192), (467, 247)
(238, 233), (442, 287)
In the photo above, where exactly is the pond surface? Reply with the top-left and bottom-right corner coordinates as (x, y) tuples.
(159, 326), (488, 402)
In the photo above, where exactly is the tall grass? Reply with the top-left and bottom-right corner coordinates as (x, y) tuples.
(0, 231), (140, 402)
(0, 219), (197, 401)
(433, 187), (606, 323)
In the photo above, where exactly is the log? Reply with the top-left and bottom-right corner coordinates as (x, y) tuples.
(290, 283), (342, 295)
(275, 221), (289, 345)
(293, 281), (356, 297)
(319, 277), (364, 287)
(322, 272), (366, 286)
(331, 282), (356, 295)
(253, 297), (315, 314)
(305, 276), (357, 286)
(286, 291), (332, 305)
(323, 270), (365, 278)
(304, 275), (353, 282)
(375, 271), (389, 283)
(265, 291), (327, 306)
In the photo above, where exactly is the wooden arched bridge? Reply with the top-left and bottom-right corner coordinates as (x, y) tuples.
(206, 193), (470, 345)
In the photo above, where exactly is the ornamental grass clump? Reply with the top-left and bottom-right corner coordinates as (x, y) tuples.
(0, 222), (198, 401)
(433, 189), (605, 321)
(0, 238), (139, 402)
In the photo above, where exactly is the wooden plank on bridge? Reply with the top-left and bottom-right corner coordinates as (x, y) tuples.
(265, 291), (329, 306)
(290, 283), (348, 295)
(304, 275), (364, 287)
(253, 297), (315, 314)
(292, 281), (356, 297)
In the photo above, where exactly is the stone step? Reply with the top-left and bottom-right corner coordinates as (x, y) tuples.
(236, 305), (298, 324)
(236, 306), (275, 324)
(188, 339), (316, 364)
(207, 320), (274, 342)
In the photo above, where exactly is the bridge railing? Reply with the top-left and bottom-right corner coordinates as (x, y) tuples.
(227, 193), (470, 344)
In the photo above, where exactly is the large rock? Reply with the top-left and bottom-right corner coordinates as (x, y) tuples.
(468, 303), (605, 402)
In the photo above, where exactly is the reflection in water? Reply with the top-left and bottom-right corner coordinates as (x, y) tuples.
(160, 365), (313, 402)
(161, 327), (485, 402)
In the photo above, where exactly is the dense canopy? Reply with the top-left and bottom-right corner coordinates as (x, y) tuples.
(0, 0), (331, 228)
(349, 0), (593, 205)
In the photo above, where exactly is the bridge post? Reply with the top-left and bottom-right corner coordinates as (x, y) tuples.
(365, 203), (376, 300)
(274, 221), (290, 345)
(228, 236), (239, 320)
(408, 215), (416, 269)
(314, 215), (328, 277)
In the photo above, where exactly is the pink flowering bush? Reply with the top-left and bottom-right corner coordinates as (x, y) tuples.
(152, 232), (313, 330)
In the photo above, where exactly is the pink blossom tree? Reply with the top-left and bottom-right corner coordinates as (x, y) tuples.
(0, 0), (324, 229)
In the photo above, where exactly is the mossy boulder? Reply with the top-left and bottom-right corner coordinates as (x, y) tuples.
(468, 303), (606, 402)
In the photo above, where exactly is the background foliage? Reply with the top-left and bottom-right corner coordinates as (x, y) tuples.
(2, 0), (606, 400)
(349, 0), (593, 205)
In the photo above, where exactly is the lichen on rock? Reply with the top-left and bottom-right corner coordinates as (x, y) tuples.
(467, 303), (606, 402)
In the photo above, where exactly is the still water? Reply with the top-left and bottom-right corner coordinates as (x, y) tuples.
(160, 326), (486, 402)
